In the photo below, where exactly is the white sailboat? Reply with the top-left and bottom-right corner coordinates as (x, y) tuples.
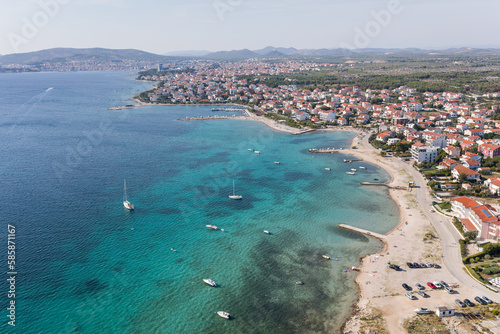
(228, 180), (242, 200)
(123, 179), (135, 210)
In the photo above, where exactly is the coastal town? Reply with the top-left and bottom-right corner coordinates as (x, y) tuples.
(136, 60), (500, 332)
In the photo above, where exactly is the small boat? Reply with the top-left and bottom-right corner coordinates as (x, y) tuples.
(203, 279), (217, 287)
(217, 311), (231, 319)
(123, 179), (135, 210)
(171, 247), (176, 252)
(346, 172), (356, 175)
(322, 255), (331, 260)
(343, 159), (348, 163)
(325, 168), (331, 171)
(248, 149), (254, 151)
(274, 162), (281, 164)
(359, 166), (366, 169)
(254, 151), (261, 154)
(228, 180), (243, 200)
(414, 307), (433, 314)
(295, 281), (304, 285)
(206, 225), (218, 230)
(263, 230), (271, 234)
(351, 168), (356, 172)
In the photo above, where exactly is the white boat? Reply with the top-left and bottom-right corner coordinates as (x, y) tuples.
(248, 149), (254, 151)
(203, 279), (217, 287)
(263, 230), (271, 234)
(325, 168), (331, 171)
(414, 307), (433, 314)
(206, 225), (218, 230)
(123, 180), (134, 210)
(346, 172), (356, 175)
(322, 255), (331, 260)
(228, 180), (242, 200)
(217, 311), (231, 319)
(274, 162), (281, 164)
(351, 168), (357, 172)
(295, 281), (304, 285)
(254, 151), (261, 154)
(359, 166), (366, 169)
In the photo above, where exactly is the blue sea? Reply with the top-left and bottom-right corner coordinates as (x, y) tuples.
(0, 71), (399, 333)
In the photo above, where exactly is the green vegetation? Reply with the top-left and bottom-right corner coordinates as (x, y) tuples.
(452, 217), (465, 236)
(404, 314), (450, 334)
(459, 239), (467, 257)
(238, 68), (500, 94)
(437, 201), (451, 210)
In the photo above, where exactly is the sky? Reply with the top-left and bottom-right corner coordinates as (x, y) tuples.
(0, 0), (499, 55)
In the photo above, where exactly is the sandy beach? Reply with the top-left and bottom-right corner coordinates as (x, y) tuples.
(334, 132), (488, 333)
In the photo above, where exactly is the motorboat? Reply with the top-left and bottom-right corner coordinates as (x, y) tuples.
(346, 171), (356, 175)
(359, 166), (366, 169)
(206, 225), (218, 230)
(263, 230), (271, 234)
(325, 168), (331, 171)
(254, 151), (261, 154)
(203, 279), (217, 287)
(350, 168), (356, 172)
(217, 311), (231, 319)
(295, 281), (304, 285)
(274, 162), (281, 164)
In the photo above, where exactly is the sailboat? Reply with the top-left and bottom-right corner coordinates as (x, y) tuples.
(228, 180), (242, 200)
(123, 179), (135, 210)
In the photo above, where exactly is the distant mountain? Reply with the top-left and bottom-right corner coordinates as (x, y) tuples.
(164, 50), (211, 57)
(0, 48), (179, 65)
(202, 49), (260, 60)
(262, 50), (288, 58)
(253, 46), (299, 56)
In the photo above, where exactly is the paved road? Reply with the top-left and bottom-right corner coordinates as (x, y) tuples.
(359, 132), (499, 301)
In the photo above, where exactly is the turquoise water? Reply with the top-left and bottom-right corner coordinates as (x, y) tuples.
(0, 71), (399, 333)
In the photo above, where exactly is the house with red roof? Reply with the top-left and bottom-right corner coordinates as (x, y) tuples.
(479, 143), (500, 159)
(443, 145), (460, 158)
(452, 196), (500, 239)
(452, 165), (481, 182)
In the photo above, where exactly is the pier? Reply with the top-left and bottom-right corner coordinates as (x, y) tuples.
(211, 108), (248, 112)
(338, 224), (386, 240)
(177, 115), (249, 121)
(360, 182), (408, 190)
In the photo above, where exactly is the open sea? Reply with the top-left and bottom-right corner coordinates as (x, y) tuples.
(0, 71), (399, 333)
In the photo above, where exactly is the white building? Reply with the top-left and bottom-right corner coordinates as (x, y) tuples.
(436, 307), (455, 317)
(411, 143), (439, 163)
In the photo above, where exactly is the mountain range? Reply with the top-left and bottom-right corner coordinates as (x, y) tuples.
(2, 46), (500, 66)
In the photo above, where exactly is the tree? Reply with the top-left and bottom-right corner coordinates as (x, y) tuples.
(459, 172), (467, 183)
(464, 231), (478, 240)
(434, 149), (447, 164)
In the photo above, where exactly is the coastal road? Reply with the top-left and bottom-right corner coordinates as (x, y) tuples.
(359, 132), (498, 301)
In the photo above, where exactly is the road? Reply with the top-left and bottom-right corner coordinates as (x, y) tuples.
(360, 132), (498, 301)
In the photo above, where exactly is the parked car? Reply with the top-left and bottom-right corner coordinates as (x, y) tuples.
(402, 283), (412, 291)
(482, 296), (493, 304)
(445, 286), (454, 294)
(416, 283), (425, 290)
(433, 282), (443, 289)
(389, 264), (401, 271)
(417, 291), (428, 298)
(464, 299), (475, 307)
(407, 262), (414, 268)
(427, 282), (436, 289)
(455, 299), (466, 308)
(426, 262), (433, 268)
(475, 296), (488, 305)
(413, 262), (420, 268)
(430, 209), (435, 212)
(420, 263), (426, 268)
(433, 263), (441, 269)
(405, 292), (416, 300)
(440, 280), (448, 287)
